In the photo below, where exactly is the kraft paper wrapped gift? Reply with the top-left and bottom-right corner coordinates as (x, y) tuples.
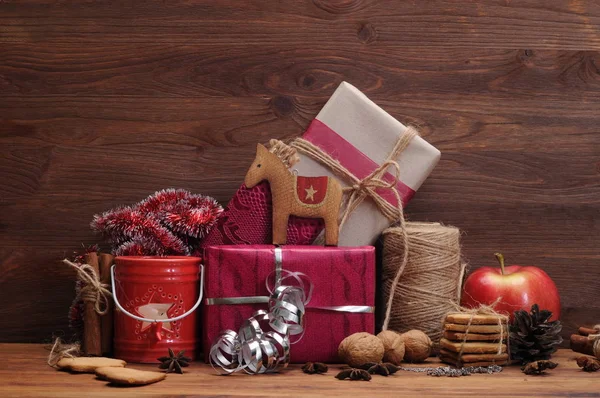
(202, 245), (375, 363)
(291, 81), (441, 246)
(200, 81), (440, 248)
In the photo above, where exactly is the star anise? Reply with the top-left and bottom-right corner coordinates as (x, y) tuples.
(158, 348), (191, 374)
(357, 362), (399, 376)
(576, 356), (600, 372)
(302, 362), (328, 374)
(335, 368), (371, 381)
(521, 360), (558, 375)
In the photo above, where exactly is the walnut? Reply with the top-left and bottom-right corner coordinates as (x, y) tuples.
(377, 330), (405, 365)
(338, 332), (384, 368)
(401, 330), (432, 363)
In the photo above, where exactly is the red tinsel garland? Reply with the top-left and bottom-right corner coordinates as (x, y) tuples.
(91, 189), (222, 256)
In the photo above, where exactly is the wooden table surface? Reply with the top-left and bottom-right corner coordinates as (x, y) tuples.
(2, 345), (597, 397)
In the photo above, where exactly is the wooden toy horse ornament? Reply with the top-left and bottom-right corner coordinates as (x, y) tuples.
(244, 143), (343, 246)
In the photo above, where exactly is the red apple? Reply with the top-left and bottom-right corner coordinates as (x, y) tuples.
(461, 253), (560, 321)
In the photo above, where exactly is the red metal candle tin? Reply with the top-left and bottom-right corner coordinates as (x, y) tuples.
(111, 256), (203, 363)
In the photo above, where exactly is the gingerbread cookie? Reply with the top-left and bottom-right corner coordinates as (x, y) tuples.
(439, 338), (507, 354)
(445, 313), (507, 326)
(443, 331), (504, 341)
(444, 323), (506, 334)
(95, 367), (166, 386)
(439, 349), (509, 363)
(57, 357), (126, 373)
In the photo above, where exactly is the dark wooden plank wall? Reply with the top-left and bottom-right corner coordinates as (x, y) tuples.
(1, 1), (599, 342)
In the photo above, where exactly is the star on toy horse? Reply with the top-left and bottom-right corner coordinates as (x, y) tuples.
(244, 144), (343, 246)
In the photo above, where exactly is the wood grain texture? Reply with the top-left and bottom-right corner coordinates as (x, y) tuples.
(2, 1), (600, 50)
(1, 345), (597, 397)
(1, 0), (600, 343)
(2, 45), (600, 99)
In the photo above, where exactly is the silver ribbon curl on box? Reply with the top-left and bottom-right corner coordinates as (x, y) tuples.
(209, 268), (310, 374)
(207, 247), (374, 375)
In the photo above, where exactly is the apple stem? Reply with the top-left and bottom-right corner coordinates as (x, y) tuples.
(495, 253), (506, 275)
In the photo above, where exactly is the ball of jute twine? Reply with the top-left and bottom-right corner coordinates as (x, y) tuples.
(382, 222), (467, 344)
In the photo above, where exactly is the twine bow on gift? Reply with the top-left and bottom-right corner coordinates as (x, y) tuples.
(448, 300), (510, 360)
(289, 127), (417, 228)
(340, 159), (402, 228)
(63, 259), (113, 315)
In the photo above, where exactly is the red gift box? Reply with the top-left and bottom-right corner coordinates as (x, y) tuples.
(202, 245), (375, 363)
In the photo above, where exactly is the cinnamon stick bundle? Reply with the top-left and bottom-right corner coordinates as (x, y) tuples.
(83, 252), (102, 356)
(571, 334), (595, 356)
(570, 325), (599, 357)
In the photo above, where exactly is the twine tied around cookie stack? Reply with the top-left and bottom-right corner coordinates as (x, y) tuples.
(381, 222), (466, 344)
(439, 301), (509, 367)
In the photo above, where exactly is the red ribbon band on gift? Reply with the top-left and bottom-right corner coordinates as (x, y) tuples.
(303, 119), (416, 208)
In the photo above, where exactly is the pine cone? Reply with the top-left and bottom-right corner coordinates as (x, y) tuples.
(509, 304), (563, 364)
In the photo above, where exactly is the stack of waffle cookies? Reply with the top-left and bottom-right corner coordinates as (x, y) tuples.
(440, 312), (509, 367)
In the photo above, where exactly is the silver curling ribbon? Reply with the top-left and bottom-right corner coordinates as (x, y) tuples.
(209, 270), (311, 375)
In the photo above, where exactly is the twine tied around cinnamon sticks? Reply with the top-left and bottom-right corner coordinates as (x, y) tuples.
(450, 300), (509, 359)
(63, 259), (113, 315)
